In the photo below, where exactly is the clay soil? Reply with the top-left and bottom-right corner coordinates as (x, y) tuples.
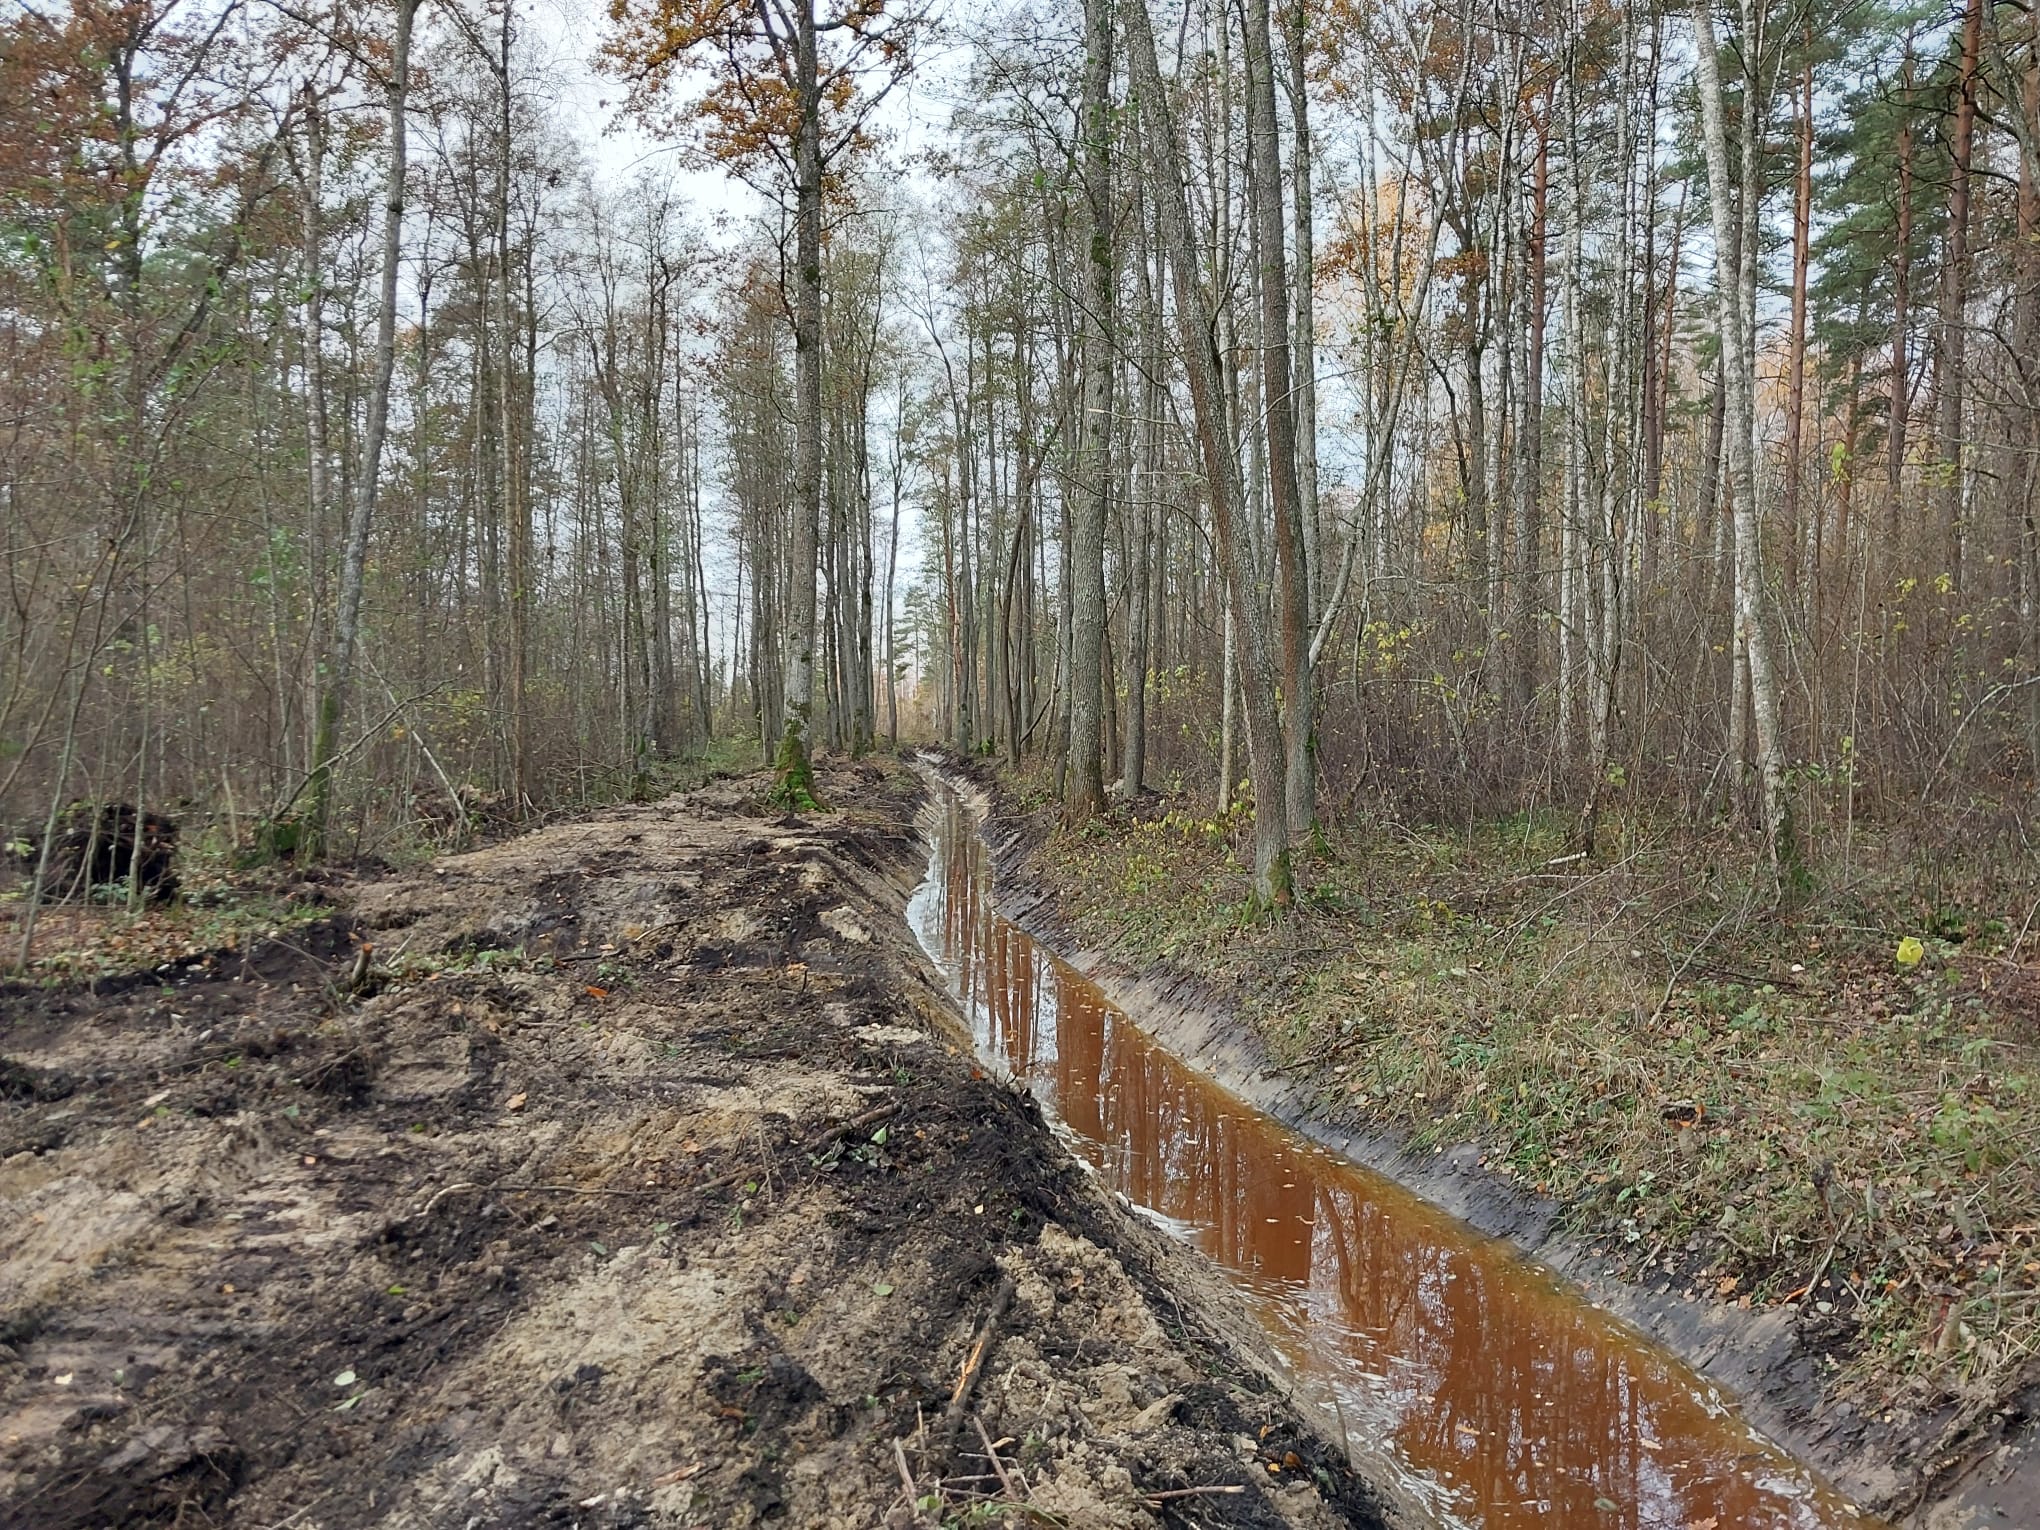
(0, 762), (1391, 1530)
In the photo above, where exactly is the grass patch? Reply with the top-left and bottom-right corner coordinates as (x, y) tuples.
(1033, 788), (2040, 1417)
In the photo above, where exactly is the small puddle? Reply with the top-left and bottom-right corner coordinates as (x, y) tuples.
(908, 777), (1881, 1530)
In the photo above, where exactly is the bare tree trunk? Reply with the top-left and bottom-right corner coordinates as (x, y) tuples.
(1122, 225), (1164, 801)
(1126, 0), (1291, 906)
(1283, 0), (1320, 617)
(1693, 0), (1796, 877)
(2020, 57), (2040, 707)
(884, 376), (905, 748)
(493, 0), (530, 810)
(1512, 120), (1548, 719)
(1219, 601), (1237, 813)
(305, 0), (416, 857)
(1889, 46), (1915, 542)
(296, 97), (332, 628)
(1246, 0), (1315, 834)
(779, 0), (823, 799)
(1936, 0), (1982, 587)
(1066, 0), (1112, 819)
(1781, 38), (1813, 608)
(1558, 73), (1586, 768)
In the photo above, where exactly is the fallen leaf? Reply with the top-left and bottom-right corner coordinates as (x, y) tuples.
(1687, 1519), (1719, 1530)
(873, 1282), (894, 1297)
(584, 985), (609, 999)
(332, 1370), (357, 1387)
(506, 1093), (528, 1111)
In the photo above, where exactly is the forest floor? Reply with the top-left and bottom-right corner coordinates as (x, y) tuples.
(0, 761), (1392, 1530)
(996, 764), (2040, 1524)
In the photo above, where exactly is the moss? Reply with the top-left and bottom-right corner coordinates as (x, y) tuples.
(768, 729), (827, 813)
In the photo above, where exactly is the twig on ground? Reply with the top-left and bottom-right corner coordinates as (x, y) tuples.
(974, 1414), (1021, 1500)
(1782, 1216), (1854, 1304)
(934, 1273), (1018, 1469)
(755, 1115), (777, 1200)
(507, 1182), (660, 1197)
(802, 1101), (899, 1156)
(892, 1435), (927, 1521)
(260, 1486), (336, 1529)
(1143, 1484), (1248, 1502)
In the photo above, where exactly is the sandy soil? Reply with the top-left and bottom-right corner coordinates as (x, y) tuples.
(0, 762), (1396, 1530)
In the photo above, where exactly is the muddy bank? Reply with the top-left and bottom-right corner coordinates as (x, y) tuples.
(950, 760), (2037, 1530)
(0, 760), (1393, 1530)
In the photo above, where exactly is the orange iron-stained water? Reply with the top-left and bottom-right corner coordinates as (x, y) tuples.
(907, 781), (1880, 1530)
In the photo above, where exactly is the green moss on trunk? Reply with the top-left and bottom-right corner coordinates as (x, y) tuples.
(769, 728), (826, 813)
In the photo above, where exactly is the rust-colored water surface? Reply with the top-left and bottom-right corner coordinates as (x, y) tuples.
(907, 783), (1877, 1530)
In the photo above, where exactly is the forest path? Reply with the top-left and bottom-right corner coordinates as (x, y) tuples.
(0, 760), (1395, 1530)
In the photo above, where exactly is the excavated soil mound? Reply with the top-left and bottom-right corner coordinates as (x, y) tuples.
(0, 762), (1392, 1530)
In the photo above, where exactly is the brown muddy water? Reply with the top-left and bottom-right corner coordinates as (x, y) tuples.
(908, 779), (1882, 1530)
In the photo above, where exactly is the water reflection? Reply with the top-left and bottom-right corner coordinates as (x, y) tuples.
(906, 787), (1874, 1530)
